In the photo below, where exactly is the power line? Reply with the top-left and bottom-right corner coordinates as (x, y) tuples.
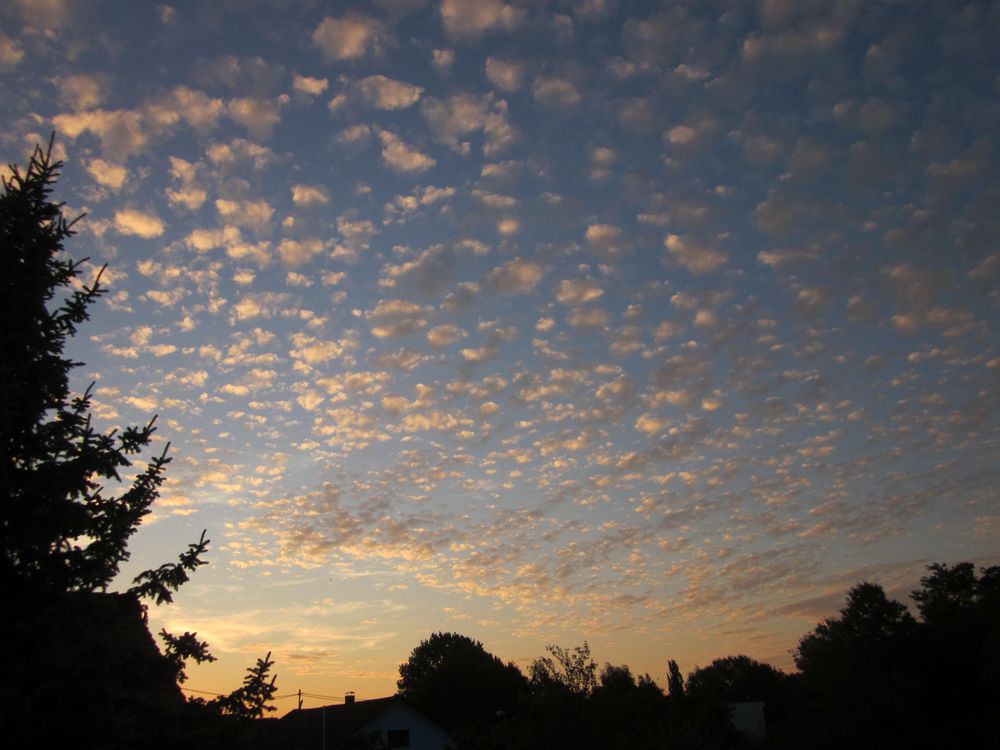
(179, 687), (346, 702)
(179, 686), (226, 697)
(299, 692), (345, 701)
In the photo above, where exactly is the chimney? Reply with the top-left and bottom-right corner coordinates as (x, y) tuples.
(345, 691), (356, 705)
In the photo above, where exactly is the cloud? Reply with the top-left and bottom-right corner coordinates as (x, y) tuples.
(665, 234), (728, 274)
(290, 332), (359, 366)
(497, 218), (519, 235)
(358, 75), (424, 109)
(332, 216), (377, 262)
(291, 184), (329, 206)
(206, 138), (275, 169)
(166, 156), (206, 210)
(220, 368), (277, 397)
(589, 147), (615, 180)
(52, 109), (148, 156)
(666, 124), (698, 145)
(472, 190), (517, 210)
(568, 306), (610, 329)
(421, 93), (516, 156)
(376, 128), (436, 173)
(757, 247), (819, 269)
(439, 0), (525, 38)
(585, 223), (628, 257)
(432, 48), (455, 71)
(7, 0), (76, 32)
(426, 324), (467, 347)
(379, 244), (452, 294)
(485, 258), (543, 295)
(556, 279), (604, 306)
(441, 281), (481, 312)
(795, 287), (829, 319)
(623, 11), (688, 67)
(228, 97), (284, 139)
(969, 254), (999, 282)
(56, 73), (106, 110)
(114, 209), (164, 238)
(574, 0), (615, 22)
(533, 76), (582, 110)
(365, 299), (434, 339)
(336, 124), (372, 148)
(216, 199), (275, 229)
(278, 238), (326, 266)
(154, 86), (226, 132)
(293, 74), (329, 97)
(185, 225), (242, 253)
(86, 159), (127, 190)
(460, 346), (497, 363)
(54, 85), (228, 157)
(313, 14), (385, 61)
(634, 413), (666, 435)
(0, 35), (24, 71)
(229, 292), (291, 323)
(485, 57), (524, 91)
(754, 192), (839, 237)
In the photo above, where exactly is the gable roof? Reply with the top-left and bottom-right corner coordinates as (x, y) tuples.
(281, 696), (409, 748)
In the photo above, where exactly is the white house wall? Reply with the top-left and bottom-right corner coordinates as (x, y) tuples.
(358, 701), (451, 750)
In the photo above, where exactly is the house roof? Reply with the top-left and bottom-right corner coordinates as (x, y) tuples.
(281, 695), (447, 749)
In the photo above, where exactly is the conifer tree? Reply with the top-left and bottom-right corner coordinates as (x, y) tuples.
(0, 137), (188, 594)
(2, 137), (278, 734)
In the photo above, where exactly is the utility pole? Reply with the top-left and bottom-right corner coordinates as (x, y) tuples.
(298, 689), (303, 710)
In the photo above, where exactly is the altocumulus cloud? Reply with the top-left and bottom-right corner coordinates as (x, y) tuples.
(114, 209), (164, 238)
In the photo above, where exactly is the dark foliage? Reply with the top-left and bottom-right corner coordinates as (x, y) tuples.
(687, 656), (786, 705)
(397, 631), (527, 732)
(788, 565), (1000, 749)
(0, 140), (178, 594)
(208, 652), (279, 720)
(399, 633), (741, 750)
(402, 563), (999, 750)
(161, 628), (218, 683)
(132, 529), (211, 604)
(667, 657), (686, 699)
(1, 140), (278, 746)
(529, 641), (598, 697)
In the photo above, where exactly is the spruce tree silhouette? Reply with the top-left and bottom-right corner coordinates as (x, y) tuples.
(0, 137), (194, 594)
(1, 139), (276, 744)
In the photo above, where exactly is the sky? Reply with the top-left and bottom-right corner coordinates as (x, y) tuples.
(2, 0), (998, 712)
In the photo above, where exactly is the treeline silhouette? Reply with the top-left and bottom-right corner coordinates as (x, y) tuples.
(398, 564), (999, 749)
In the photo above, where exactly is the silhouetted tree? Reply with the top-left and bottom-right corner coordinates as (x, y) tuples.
(209, 651), (278, 720)
(0, 139), (190, 594)
(597, 662), (636, 693)
(686, 655), (794, 744)
(0, 137), (220, 672)
(1, 140), (276, 744)
(686, 655), (787, 705)
(397, 632), (526, 733)
(667, 658), (686, 700)
(590, 664), (673, 749)
(794, 582), (919, 749)
(910, 562), (1000, 745)
(912, 561), (995, 622)
(529, 641), (597, 697)
(795, 581), (917, 675)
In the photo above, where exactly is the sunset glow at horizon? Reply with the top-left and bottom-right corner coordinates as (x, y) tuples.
(2, 0), (997, 712)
